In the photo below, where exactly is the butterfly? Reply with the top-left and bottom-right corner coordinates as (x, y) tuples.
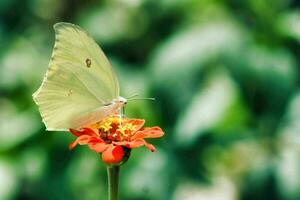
(33, 22), (128, 131)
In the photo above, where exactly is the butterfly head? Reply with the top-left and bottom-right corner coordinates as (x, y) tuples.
(115, 96), (127, 105)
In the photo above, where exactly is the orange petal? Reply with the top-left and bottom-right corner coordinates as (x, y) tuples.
(114, 139), (156, 152)
(132, 127), (164, 140)
(68, 135), (93, 150)
(88, 139), (109, 153)
(81, 128), (98, 136)
(113, 139), (145, 149)
(77, 135), (93, 145)
(144, 142), (156, 152)
(127, 119), (145, 133)
(69, 128), (83, 137)
(69, 128), (98, 137)
(102, 145), (124, 164)
(69, 141), (77, 150)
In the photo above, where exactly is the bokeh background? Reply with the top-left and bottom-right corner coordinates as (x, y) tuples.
(1, 0), (300, 199)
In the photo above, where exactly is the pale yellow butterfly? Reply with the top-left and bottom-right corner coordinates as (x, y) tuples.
(33, 22), (127, 131)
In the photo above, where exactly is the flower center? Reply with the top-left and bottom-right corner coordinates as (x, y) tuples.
(97, 117), (136, 143)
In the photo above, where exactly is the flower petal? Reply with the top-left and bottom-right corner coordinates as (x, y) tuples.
(126, 119), (145, 133)
(144, 142), (156, 152)
(81, 128), (98, 136)
(69, 141), (77, 150)
(114, 139), (156, 152)
(69, 128), (83, 137)
(113, 139), (145, 149)
(69, 128), (98, 137)
(102, 145), (124, 164)
(69, 135), (93, 150)
(88, 138), (109, 153)
(132, 127), (164, 140)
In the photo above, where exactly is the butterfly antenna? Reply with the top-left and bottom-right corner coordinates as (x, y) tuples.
(126, 93), (139, 100)
(127, 97), (156, 101)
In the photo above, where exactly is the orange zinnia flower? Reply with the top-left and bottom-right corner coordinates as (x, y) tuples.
(69, 116), (164, 164)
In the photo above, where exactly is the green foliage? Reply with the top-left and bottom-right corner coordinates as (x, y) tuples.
(1, 0), (300, 199)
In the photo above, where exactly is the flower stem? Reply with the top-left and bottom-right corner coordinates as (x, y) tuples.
(107, 165), (120, 200)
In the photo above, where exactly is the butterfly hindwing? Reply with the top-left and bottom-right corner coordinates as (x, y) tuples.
(33, 22), (120, 131)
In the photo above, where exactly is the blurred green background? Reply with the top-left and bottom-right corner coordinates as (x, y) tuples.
(1, 0), (300, 199)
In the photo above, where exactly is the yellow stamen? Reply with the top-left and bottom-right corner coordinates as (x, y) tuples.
(126, 123), (136, 132)
(117, 126), (127, 136)
(117, 123), (136, 136)
(99, 121), (112, 132)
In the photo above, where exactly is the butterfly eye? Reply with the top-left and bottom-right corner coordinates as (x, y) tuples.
(85, 58), (92, 68)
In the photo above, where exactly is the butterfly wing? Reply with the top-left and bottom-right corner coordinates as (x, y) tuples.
(33, 22), (120, 131)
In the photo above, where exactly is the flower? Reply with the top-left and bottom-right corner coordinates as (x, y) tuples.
(68, 116), (164, 164)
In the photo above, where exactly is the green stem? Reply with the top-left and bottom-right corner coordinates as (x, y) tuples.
(107, 165), (120, 200)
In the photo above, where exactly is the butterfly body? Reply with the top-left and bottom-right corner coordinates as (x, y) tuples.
(74, 96), (127, 129)
(33, 22), (125, 131)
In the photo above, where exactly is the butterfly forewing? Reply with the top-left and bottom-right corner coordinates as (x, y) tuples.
(53, 23), (119, 100)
